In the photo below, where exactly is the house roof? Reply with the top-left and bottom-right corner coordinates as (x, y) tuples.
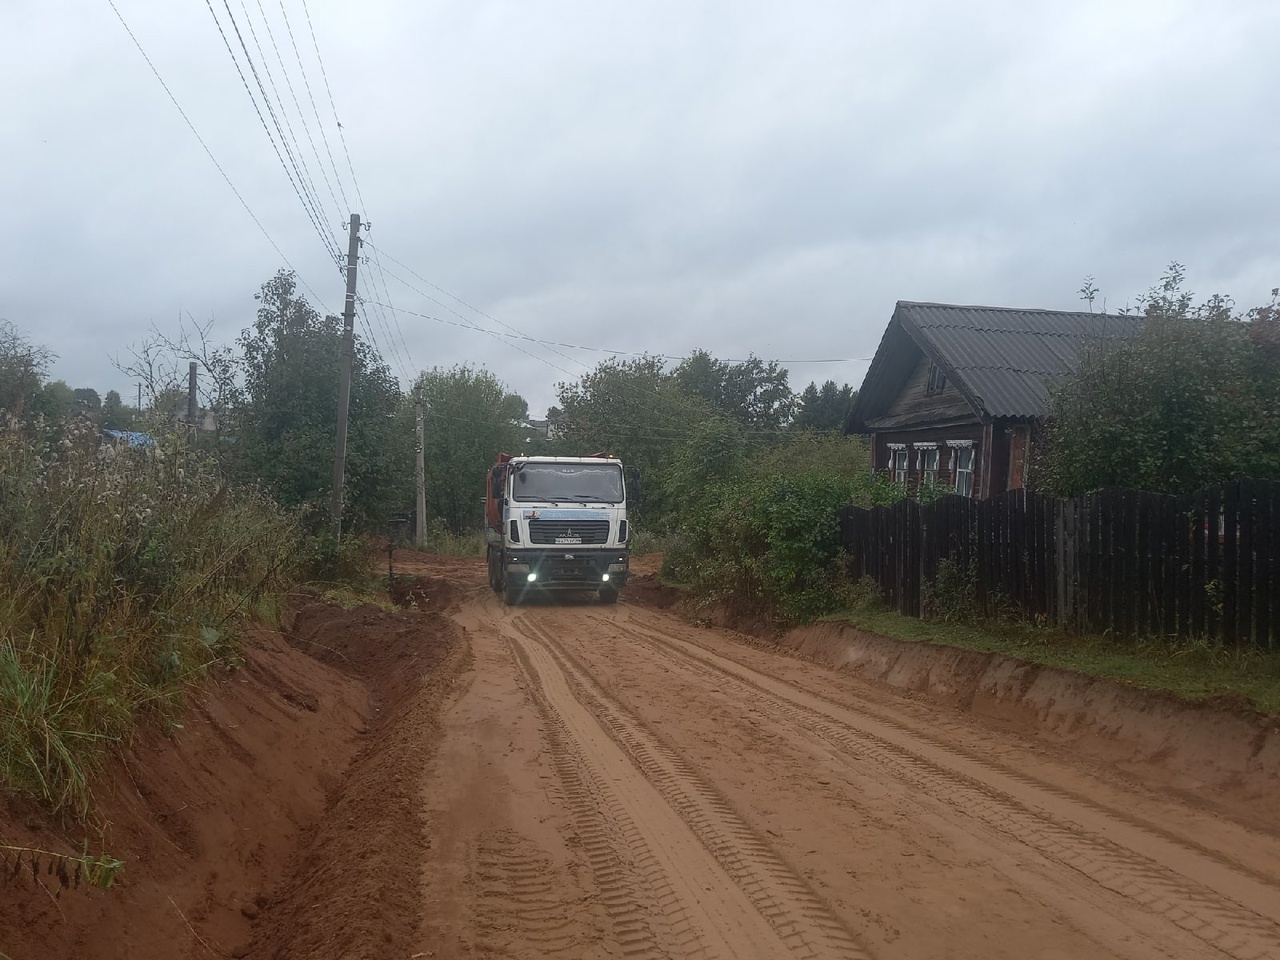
(846, 301), (1142, 431)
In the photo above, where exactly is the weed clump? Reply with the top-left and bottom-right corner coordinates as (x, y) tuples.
(0, 423), (304, 815)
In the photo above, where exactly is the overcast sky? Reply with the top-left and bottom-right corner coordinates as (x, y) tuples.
(5, 0), (1279, 415)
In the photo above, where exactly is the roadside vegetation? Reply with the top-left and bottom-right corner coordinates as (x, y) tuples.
(827, 575), (1280, 714)
(0, 422), (305, 815)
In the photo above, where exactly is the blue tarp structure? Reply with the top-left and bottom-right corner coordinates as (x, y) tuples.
(102, 429), (156, 448)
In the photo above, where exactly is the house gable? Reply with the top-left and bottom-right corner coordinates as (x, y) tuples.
(867, 351), (980, 431)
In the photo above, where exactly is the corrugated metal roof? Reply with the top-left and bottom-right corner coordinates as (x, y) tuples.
(896, 302), (1142, 419)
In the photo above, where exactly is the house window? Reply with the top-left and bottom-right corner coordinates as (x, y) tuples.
(927, 362), (947, 394)
(916, 444), (939, 485)
(949, 442), (975, 497)
(888, 444), (908, 485)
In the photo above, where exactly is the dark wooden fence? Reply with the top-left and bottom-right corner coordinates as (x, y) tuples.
(837, 479), (1280, 648)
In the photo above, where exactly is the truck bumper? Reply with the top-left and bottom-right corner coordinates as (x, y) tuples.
(504, 548), (629, 591)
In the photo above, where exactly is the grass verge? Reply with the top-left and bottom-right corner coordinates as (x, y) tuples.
(821, 606), (1280, 715)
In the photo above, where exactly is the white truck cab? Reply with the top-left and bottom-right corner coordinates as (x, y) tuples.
(485, 455), (635, 605)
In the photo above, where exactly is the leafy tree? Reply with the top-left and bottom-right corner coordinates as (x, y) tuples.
(555, 356), (718, 522)
(414, 365), (527, 534)
(236, 271), (408, 530)
(72, 388), (101, 413)
(1042, 264), (1280, 495)
(30, 380), (76, 420)
(791, 380), (856, 432)
(0, 320), (50, 418)
(100, 390), (134, 430)
(672, 349), (795, 429)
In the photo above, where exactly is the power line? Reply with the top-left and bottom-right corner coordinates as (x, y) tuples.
(239, 0), (341, 247)
(355, 283), (411, 385)
(373, 293), (578, 379)
(276, 0), (351, 215)
(366, 242), (418, 378)
(300, 0), (366, 216)
(365, 243), (873, 366)
(369, 243), (590, 373)
(201, 0), (338, 265)
(367, 260), (845, 434)
(105, 0), (331, 311)
(366, 297), (872, 367)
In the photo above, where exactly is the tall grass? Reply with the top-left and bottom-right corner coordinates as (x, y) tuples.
(0, 420), (305, 815)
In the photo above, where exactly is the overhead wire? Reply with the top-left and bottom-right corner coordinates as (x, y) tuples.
(369, 243), (592, 374)
(278, 0), (351, 215)
(299, 0), (366, 216)
(236, 0), (340, 253)
(366, 243), (418, 381)
(104, 0), (331, 312)
(201, 0), (338, 265)
(366, 254), (857, 436)
(365, 243), (874, 366)
(250, 0), (349, 232)
(355, 281), (412, 384)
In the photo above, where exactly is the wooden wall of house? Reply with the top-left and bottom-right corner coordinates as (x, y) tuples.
(867, 353), (974, 429)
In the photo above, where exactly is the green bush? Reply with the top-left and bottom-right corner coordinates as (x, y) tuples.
(0, 423), (304, 815)
(922, 558), (982, 623)
(664, 469), (899, 623)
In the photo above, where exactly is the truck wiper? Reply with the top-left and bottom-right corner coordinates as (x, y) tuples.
(560, 494), (612, 502)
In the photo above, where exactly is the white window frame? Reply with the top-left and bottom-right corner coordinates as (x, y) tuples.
(915, 443), (939, 485)
(947, 440), (974, 497)
(887, 443), (908, 485)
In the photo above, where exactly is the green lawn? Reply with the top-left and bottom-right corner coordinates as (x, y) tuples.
(820, 607), (1280, 716)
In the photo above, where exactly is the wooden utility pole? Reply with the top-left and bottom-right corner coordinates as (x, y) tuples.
(330, 213), (362, 541)
(186, 361), (198, 439)
(415, 396), (426, 548)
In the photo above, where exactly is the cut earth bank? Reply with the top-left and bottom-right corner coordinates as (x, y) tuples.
(0, 571), (467, 960)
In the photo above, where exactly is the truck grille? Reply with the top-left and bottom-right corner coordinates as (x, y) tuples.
(527, 519), (610, 545)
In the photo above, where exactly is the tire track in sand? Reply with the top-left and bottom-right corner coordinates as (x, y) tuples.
(470, 829), (584, 956)
(605, 618), (1280, 960)
(508, 640), (703, 960)
(512, 616), (869, 960)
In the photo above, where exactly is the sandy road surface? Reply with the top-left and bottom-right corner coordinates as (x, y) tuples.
(409, 557), (1280, 960)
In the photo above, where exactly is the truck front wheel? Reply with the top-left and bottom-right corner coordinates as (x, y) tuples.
(502, 574), (523, 607)
(598, 586), (619, 605)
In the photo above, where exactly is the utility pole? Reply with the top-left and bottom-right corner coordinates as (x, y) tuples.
(137, 383), (142, 411)
(330, 213), (361, 541)
(415, 395), (426, 548)
(187, 361), (198, 440)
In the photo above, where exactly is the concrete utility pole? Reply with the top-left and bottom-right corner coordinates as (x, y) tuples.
(330, 213), (362, 541)
(415, 395), (426, 548)
(187, 361), (198, 439)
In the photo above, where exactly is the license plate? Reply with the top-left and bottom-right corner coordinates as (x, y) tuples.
(554, 536), (582, 544)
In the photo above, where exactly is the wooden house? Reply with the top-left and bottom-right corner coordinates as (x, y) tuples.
(843, 301), (1140, 498)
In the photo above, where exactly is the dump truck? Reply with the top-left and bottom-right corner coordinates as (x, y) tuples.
(485, 453), (635, 605)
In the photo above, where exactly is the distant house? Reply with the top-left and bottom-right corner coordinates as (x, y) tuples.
(843, 301), (1140, 498)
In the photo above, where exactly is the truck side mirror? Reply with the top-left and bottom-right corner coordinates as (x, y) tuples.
(626, 467), (641, 506)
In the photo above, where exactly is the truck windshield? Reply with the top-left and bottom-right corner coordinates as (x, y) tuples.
(512, 463), (624, 503)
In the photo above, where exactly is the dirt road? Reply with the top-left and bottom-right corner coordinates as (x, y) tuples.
(409, 556), (1280, 960)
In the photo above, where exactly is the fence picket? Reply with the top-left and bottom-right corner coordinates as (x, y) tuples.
(836, 479), (1277, 648)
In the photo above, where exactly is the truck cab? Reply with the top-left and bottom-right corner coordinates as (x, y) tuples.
(485, 455), (633, 605)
